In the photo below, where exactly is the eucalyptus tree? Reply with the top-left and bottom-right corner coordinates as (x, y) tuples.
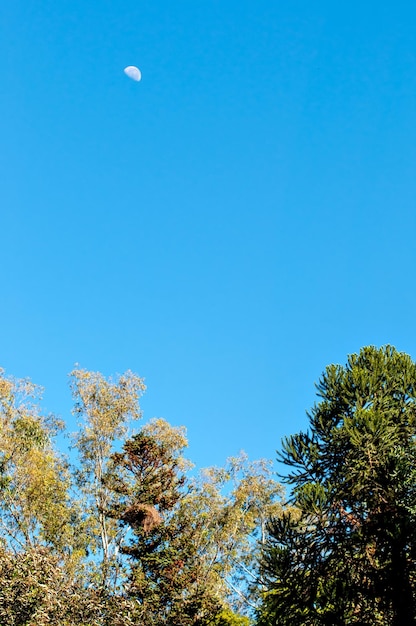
(0, 370), (88, 624)
(70, 368), (146, 588)
(0, 369), (79, 560)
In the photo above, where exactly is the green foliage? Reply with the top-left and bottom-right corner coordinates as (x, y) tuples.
(0, 371), (79, 558)
(0, 367), (284, 625)
(180, 454), (284, 615)
(104, 421), (284, 623)
(70, 368), (146, 588)
(258, 345), (416, 625)
(0, 546), (113, 626)
(106, 419), (222, 624)
(210, 608), (252, 625)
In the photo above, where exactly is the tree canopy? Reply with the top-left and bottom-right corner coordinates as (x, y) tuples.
(258, 345), (416, 625)
(3, 345), (416, 624)
(0, 366), (283, 625)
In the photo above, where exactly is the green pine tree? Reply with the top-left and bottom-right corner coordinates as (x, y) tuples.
(258, 346), (416, 625)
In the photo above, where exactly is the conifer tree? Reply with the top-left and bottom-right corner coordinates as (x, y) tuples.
(258, 346), (416, 625)
(105, 418), (221, 625)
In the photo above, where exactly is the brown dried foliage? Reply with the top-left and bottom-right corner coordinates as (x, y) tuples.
(121, 502), (162, 532)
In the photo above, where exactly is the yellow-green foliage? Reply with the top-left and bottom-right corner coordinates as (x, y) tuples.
(211, 608), (251, 625)
(0, 366), (287, 624)
(0, 370), (78, 556)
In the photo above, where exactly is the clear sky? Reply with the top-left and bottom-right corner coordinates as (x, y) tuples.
(2, 0), (416, 470)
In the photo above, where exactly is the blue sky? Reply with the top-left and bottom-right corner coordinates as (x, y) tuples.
(2, 0), (416, 470)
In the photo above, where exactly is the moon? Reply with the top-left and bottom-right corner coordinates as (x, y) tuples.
(124, 66), (142, 82)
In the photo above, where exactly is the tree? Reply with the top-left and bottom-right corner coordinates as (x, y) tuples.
(0, 365), (285, 625)
(178, 453), (284, 616)
(70, 368), (146, 589)
(258, 345), (416, 625)
(0, 370), (81, 565)
(0, 545), (141, 626)
(105, 418), (221, 625)
(106, 420), (284, 624)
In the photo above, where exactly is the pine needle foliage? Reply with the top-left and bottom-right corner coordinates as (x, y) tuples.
(258, 346), (416, 625)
